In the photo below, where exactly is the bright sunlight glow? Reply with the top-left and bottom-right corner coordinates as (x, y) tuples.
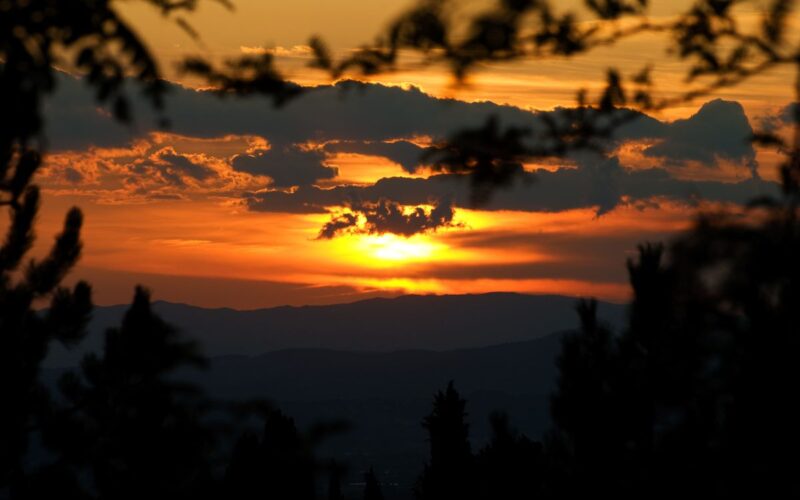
(357, 234), (440, 262)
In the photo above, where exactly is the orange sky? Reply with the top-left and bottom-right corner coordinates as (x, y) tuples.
(18, 0), (798, 308)
(116, 0), (797, 116)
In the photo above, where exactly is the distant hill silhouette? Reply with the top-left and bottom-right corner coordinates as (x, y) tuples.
(192, 333), (564, 402)
(40, 292), (625, 496)
(45, 293), (625, 367)
(43, 319), (586, 496)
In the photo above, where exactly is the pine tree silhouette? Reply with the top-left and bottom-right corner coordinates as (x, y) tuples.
(42, 287), (215, 500)
(327, 460), (346, 500)
(363, 467), (383, 500)
(475, 412), (543, 500)
(0, 3), (201, 494)
(225, 431), (262, 500)
(0, 151), (92, 497)
(415, 381), (475, 500)
(546, 215), (800, 498)
(224, 408), (317, 500)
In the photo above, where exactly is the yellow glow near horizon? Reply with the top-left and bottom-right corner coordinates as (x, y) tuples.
(358, 233), (440, 262)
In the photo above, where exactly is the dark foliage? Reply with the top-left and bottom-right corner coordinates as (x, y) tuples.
(0, 1), (221, 495)
(546, 206), (800, 497)
(0, 185), (90, 496)
(363, 467), (384, 500)
(327, 460), (346, 500)
(41, 287), (215, 500)
(474, 412), (544, 500)
(410, 204), (800, 498)
(415, 381), (475, 500)
(4, 1), (800, 499)
(224, 408), (317, 500)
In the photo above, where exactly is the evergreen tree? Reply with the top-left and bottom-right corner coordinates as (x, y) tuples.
(549, 298), (620, 496)
(0, 151), (92, 496)
(548, 213), (800, 498)
(415, 381), (474, 500)
(327, 460), (346, 500)
(363, 467), (383, 500)
(0, 3), (210, 493)
(475, 412), (543, 500)
(224, 408), (317, 500)
(43, 287), (216, 500)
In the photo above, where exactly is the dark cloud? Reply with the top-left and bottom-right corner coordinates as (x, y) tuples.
(158, 153), (215, 180)
(751, 102), (797, 141)
(45, 73), (668, 155)
(42, 73), (138, 151)
(317, 213), (360, 239)
(43, 72), (775, 216)
(249, 160), (779, 216)
(45, 72), (757, 172)
(63, 167), (84, 183)
(644, 99), (757, 175)
(779, 102), (798, 125)
(231, 146), (337, 187)
(324, 140), (430, 173)
(126, 151), (216, 188)
(317, 198), (459, 239)
(44, 74), (542, 151)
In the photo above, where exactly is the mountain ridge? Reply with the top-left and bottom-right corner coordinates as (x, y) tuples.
(45, 292), (626, 367)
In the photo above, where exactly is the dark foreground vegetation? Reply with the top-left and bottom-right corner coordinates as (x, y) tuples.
(3, 0), (800, 498)
(6, 220), (799, 499)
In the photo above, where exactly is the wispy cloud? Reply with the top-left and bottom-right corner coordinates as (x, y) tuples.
(239, 45), (312, 57)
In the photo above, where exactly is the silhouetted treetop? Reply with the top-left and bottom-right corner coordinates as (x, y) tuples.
(0, 170), (90, 496)
(416, 381), (475, 500)
(363, 467), (384, 500)
(44, 287), (215, 500)
(546, 209), (800, 497)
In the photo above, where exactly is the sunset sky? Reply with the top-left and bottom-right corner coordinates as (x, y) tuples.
(30, 0), (796, 308)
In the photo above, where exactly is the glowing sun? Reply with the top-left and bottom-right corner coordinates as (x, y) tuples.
(357, 234), (441, 262)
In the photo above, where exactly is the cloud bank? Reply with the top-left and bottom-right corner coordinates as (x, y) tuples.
(231, 146), (337, 187)
(40, 72), (784, 237)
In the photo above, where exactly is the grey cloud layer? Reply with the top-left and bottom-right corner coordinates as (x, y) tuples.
(46, 73), (671, 153)
(231, 147), (337, 187)
(44, 75), (544, 151)
(248, 162), (778, 215)
(323, 140), (433, 173)
(157, 153), (216, 181)
(643, 99), (757, 173)
(44, 72), (781, 218)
